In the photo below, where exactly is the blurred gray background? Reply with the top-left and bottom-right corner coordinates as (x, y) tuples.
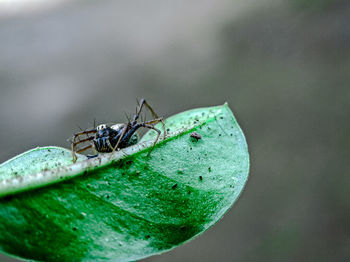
(0, 0), (349, 261)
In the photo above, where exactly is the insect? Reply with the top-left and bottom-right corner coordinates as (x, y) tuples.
(190, 132), (202, 141)
(70, 99), (166, 163)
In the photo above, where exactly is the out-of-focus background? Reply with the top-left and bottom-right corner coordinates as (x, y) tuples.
(0, 0), (349, 261)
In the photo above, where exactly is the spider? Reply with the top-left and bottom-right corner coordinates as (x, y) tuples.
(70, 99), (166, 163)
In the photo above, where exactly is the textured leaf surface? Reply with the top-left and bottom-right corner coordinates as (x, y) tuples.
(0, 147), (87, 181)
(0, 104), (249, 262)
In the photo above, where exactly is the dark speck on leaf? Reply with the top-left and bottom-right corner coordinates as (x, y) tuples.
(166, 128), (170, 132)
(219, 134), (221, 136)
(145, 235), (151, 239)
(199, 176), (203, 181)
(230, 133), (233, 136)
(172, 184), (178, 189)
(220, 116), (223, 119)
(190, 132), (202, 141)
(208, 167), (211, 172)
(180, 226), (186, 231)
(126, 160), (133, 165)
(73, 227), (78, 231)
(188, 191), (191, 194)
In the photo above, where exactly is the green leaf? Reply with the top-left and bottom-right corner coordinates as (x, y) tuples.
(0, 103), (249, 262)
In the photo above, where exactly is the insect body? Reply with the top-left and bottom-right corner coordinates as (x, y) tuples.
(190, 132), (202, 141)
(70, 99), (166, 163)
(94, 123), (139, 153)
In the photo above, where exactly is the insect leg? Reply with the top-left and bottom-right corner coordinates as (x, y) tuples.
(76, 144), (93, 154)
(132, 99), (166, 139)
(72, 136), (94, 162)
(133, 98), (159, 123)
(105, 137), (115, 151)
(71, 132), (95, 163)
(112, 125), (128, 151)
(143, 118), (166, 140)
(72, 129), (96, 140)
(141, 124), (161, 157)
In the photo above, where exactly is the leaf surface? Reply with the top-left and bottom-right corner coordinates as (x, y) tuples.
(0, 104), (249, 262)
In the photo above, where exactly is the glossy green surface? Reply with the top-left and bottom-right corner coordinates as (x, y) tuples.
(0, 104), (249, 262)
